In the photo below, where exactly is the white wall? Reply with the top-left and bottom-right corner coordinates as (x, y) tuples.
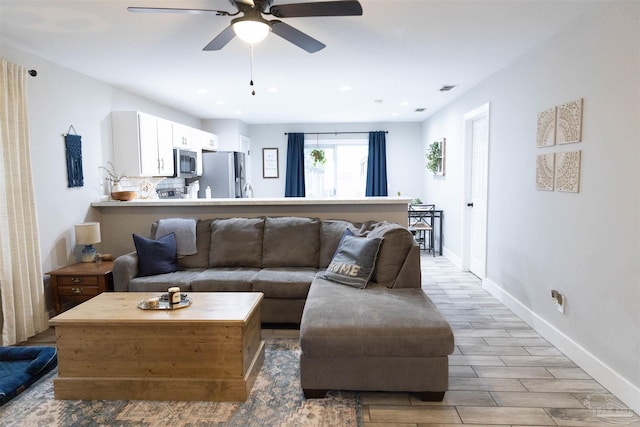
(1, 44), (200, 274)
(247, 122), (424, 199)
(422, 2), (639, 411)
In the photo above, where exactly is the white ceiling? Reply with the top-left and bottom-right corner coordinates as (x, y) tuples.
(1, 0), (599, 124)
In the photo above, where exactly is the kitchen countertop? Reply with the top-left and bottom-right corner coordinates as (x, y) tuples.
(91, 197), (411, 207)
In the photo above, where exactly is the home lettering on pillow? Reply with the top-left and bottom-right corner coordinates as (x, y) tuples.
(323, 235), (382, 289)
(326, 260), (361, 277)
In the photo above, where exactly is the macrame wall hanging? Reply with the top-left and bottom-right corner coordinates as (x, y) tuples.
(64, 125), (84, 188)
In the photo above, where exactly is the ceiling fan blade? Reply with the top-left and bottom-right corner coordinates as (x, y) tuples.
(270, 1), (362, 18)
(270, 21), (325, 53)
(128, 7), (232, 16)
(203, 25), (236, 51)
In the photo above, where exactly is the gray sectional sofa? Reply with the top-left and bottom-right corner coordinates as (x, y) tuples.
(114, 216), (422, 323)
(113, 216), (454, 399)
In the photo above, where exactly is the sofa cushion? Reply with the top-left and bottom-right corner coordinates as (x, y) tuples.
(301, 279), (455, 358)
(324, 235), (382, 289)
(252, 268), (317, 299)
(366, 222), (416, 288)
(262, 217), (321, 268)
(319, 220), (358, 268)
(178, 219), (212, 269)
(209, 217), (264, 268)
(190, 268), (258, 292)
(133, 233), (182, 277)
(128, 270), (201, 292)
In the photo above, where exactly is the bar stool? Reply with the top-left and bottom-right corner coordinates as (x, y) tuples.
(409, 220), (433, 254)
(408, 204), (435, 256)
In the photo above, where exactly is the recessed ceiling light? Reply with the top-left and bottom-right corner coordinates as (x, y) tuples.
(234, 110), (242, 115)
(339, 85), (352, 91)
(216, 100), (225, 105)
(401, 101), (409, 107)
(391, 112), (399, 117)
(196, 88), (208, 94)
(267, 87), (279, 93)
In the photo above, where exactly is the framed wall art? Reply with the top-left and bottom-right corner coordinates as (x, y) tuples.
(262, 147), (279, 179)
(426, 138), (445, 176)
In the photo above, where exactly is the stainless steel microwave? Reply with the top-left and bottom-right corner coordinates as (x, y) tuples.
(173, 148), (198, 178)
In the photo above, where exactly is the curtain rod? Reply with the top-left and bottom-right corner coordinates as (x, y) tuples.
(284, 131), (387, 135)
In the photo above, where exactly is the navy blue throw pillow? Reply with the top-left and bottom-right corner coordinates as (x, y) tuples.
(133, 233), (182, 277)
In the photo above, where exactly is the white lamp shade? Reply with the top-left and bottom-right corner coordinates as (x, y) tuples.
(233, 20), (270, 44)
(75, 222), (101, 245)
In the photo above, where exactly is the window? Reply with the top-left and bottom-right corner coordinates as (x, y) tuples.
(304, 139), (368, 198)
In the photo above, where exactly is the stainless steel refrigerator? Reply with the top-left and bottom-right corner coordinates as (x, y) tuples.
(198, 151), (246, 198)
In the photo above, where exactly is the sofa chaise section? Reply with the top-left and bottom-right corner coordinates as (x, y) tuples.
(300, 279), (455, 400)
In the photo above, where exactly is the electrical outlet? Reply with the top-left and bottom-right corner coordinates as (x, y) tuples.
(551, 290), (566, 314)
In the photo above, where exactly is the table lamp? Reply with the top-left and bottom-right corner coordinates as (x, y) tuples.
(75, 222), (101, 263)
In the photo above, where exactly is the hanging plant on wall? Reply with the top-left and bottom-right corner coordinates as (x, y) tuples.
(426, 139), (445, 175)
(310, 149), (327, 167)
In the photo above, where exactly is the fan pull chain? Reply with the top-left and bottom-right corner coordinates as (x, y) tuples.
(249, 45), (256, 96)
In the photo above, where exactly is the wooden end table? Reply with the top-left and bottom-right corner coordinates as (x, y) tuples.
(48, 261), (114, 314)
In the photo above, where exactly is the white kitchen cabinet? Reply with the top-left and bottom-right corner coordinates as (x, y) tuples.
(156, 118), (175, 176)
(216, 133), (250, 154)
(172, 123), (193, 149)
(194, 129), (219, 151)
(112, 111), (175, 177)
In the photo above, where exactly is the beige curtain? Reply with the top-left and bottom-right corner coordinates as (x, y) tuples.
(0, 59), (48, 345)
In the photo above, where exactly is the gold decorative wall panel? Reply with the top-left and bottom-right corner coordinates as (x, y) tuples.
(536, 153), (555, 191)
(536, 107), (556, 147)
(555, 150), (581, 193)
(556, 98), (583, 144)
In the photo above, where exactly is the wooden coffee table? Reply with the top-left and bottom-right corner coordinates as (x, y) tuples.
(49, 292), (264, 401)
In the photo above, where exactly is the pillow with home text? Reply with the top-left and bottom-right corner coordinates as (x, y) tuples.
(323, 234), (382, 289)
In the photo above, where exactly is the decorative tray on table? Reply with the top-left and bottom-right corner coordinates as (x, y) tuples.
(137, 293), (192, 310)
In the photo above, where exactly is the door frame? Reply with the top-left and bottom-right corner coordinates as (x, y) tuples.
(461, 102), (490, 276)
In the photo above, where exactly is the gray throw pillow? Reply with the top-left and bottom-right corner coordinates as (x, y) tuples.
(324, 235), (382, 289)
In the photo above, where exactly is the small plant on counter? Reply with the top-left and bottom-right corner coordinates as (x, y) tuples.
(99, 161), (127, 191)
(310, 149), (327, 167)
(411, 197), (422, 205)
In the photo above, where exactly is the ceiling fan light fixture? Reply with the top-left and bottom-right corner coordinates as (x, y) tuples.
(233, 20), (270, 44)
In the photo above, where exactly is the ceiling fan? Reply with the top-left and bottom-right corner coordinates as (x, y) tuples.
(128, 0), (363, 53)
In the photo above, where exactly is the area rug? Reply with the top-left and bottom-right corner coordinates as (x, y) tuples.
(0, 339), (361, 426)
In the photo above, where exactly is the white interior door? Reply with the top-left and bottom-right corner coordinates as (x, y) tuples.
(463, 104), (490, 278)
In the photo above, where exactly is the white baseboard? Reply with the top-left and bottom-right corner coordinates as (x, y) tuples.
(442, 247), (461, 269)
(483, 277), (640, 415)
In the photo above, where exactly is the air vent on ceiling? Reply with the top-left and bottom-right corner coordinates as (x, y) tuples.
(415, 108), (426, 112)
(440, 85), (456, 92)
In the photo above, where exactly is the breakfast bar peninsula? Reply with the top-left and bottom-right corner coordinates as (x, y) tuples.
(91, 197), (411, 257)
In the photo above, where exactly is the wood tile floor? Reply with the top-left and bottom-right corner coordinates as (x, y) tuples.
(24, 255), (639, 426)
